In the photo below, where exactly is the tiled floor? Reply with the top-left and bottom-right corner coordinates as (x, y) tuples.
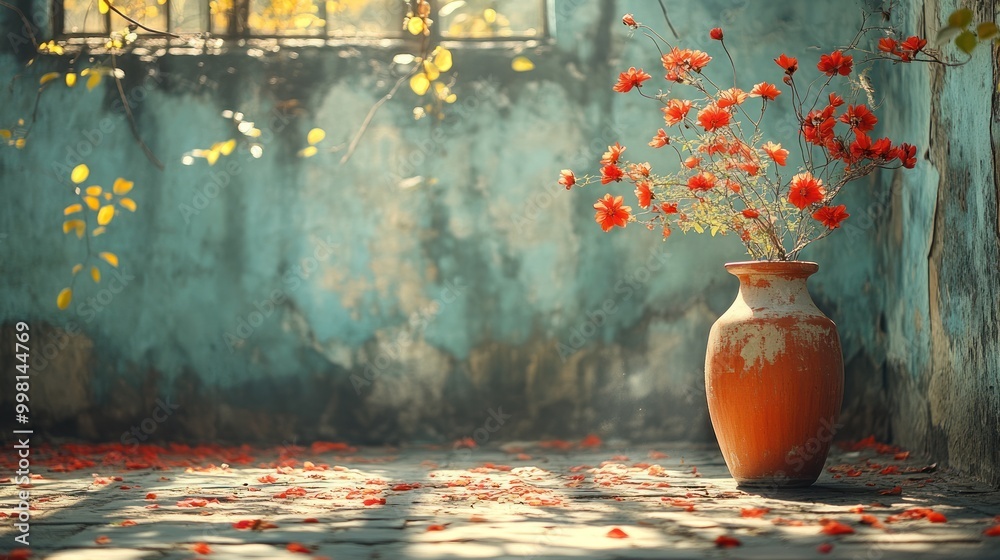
(1, 440), (998, 559)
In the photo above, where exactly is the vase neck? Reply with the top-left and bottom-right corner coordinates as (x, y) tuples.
(725, 262), (818, 309)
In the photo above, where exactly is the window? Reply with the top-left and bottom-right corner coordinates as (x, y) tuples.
(57, 0), (548, 40)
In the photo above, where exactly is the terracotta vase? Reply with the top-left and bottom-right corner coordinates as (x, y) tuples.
(705, 261), (844, 487)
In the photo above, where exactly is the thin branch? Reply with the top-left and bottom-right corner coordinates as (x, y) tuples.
(105, 0), (180, 37)
(0, 0), (38, 49)
(339, 68), (416, 165)
(111, 53), (164, 169)
(656, 0), (679, 39)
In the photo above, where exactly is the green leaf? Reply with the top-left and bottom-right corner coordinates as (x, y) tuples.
(976, 22), (999, 40)
(948, 8), (973, 29)
(955, 30), (978, 54)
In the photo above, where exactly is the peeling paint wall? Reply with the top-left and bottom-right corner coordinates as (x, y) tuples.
(0, 0), (997, 483)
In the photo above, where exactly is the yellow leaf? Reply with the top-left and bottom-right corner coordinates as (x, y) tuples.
(511, 57), (535, 72)
(119, 197), (136, 212)
(948, 8), (973, 29)
(71, 264), (83, 275)
(484, 8), (497, 23)
(90, 266), (101, 283)
(71, 164), (89, 184)
(83, 196), (100, 210)
(86, 72), (101, 90)
(423, 60), (440, 81)
(86, 185), (102, 196)
(0, 129), (10, 139)
(64, 203), (83, 215)
(298, 146), (318, 158)
(433, 47), (453, 72)
(66, 72), (77, 87)
(410, 73), (430, 96)
(92, 226), (106, 236)
(99, 252), (119, 268)
(14, 138), (25, 149)
(98, 0), (109, 14)
(97, 205), (115, 225)
(219, 139), (237, 155)
(103, 192), (112, 200)
(39, 72), (60, 85)
(206, 149), (220, 165)
(692, 223), (705, 234)
(145, 5), (158, 18)
(112, 177), (134, 194)
(62, 219), (84, 234)
(57, 288), (73, 310)
(407, 16), (424, 35)
(307, 128), (326, 145)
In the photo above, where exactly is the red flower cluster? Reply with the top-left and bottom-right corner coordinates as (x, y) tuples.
(662, 47), (712, 81)
(878, 36), (927, 62)
(817, 50), (853, 76)
(613, 67), (652, 93)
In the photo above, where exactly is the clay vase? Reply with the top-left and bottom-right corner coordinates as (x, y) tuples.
(705, 261), (844, 487)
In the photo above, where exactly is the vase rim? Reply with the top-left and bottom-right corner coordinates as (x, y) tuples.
(724, 260), (819, 276)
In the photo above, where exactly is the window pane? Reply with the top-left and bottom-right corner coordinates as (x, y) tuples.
(63, 0), (107, 34)
(170, 0), (209, 33)
(438, 0), (543, 39)
(110, 0), (169, 33)
(209, 0), (232, 34)
(248, 0), (326, 35)
(326, 0), (400, 37)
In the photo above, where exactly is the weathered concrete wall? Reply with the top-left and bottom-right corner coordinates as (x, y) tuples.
(0, 0), (996, 483)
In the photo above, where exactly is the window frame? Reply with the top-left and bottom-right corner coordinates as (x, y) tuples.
(52, 0), (552, 44)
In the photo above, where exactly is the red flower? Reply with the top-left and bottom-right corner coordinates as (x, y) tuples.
(748, 82), (781, 100)
(828, 92), (845, 108)
(840, 104), (877, 132)
(898, 143), (917, 168)
(812, 204), (849, 229)
(594, 194), (632, 231)
(803, 110), (837, 145)
(649, 129), (670, 148)
(826, 137), (850, 162)
(622, 13), (638, 28)
(558, 169), (575, 190)
(710, 27), (724, 41)
(600, 142), (626, 165)
(898, 36), (927, 61)
(660, 202), (678, 214)
(600, 164), (624, 184)
(817, 50), (853, 76)
(687, 171), (718, 192)
(774, 53), (798, 74)
(606, 528), (629, 538)
(613, 67), (652, 93)
(762, 141), (789, 166)
(662, 99), (693, 126)
(715, 535), (741, 548)
(717, 87), (748, 108)
(635, 181), (653, 209)
(627, 162), (651, 179)
(683, 156), (701, 169)
(788, 172), (826, 209)
(697, 104), (731, 131)
(742, 208), (760, 219)
(819, 520), (855, 535)
(878, 37), (898, 54)
(849, 133), (892, 160)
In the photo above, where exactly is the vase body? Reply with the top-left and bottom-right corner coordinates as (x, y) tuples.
(705, 261), (844, 487)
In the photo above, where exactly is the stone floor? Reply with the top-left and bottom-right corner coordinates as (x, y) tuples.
(1, 438), (999, 559)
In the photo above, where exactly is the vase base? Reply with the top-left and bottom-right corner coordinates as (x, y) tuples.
(735, 477), (818, 489)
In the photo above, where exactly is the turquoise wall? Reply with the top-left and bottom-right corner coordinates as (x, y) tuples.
(1, 0), (997, 483)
